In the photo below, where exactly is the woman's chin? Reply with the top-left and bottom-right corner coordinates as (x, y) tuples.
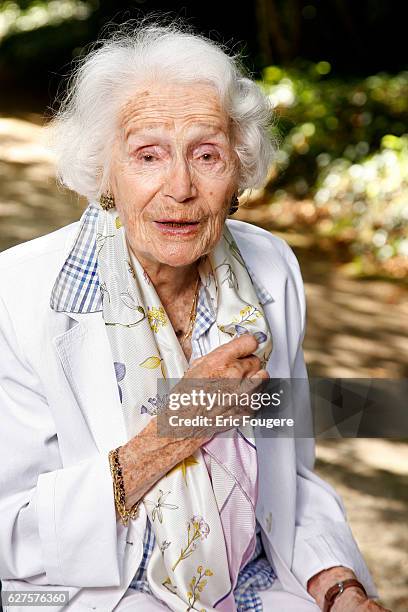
(151, 238), (207, 268)
(155, 251), (202, 268)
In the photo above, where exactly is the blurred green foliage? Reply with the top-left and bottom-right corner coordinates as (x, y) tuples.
(0, 0), (97, 82)
(258, 63), (408, 279)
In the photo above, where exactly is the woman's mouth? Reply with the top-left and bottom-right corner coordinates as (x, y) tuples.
(153, 220), (201, 235)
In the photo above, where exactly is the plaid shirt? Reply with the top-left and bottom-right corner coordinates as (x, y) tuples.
(51, 204), (277, 610)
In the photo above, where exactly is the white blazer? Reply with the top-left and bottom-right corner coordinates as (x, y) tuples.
(0, 218), (377, 611)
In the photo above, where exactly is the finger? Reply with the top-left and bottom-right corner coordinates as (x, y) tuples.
(250, 368), (269, 380)
(218, 333), (259, 361)
(236, 354), (262, 377)
(236, 370), (269, 404)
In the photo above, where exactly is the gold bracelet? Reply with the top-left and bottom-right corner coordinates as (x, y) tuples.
(108, 447), (141, 526)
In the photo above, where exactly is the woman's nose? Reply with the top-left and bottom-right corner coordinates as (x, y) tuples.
(162, 157), (197, 202)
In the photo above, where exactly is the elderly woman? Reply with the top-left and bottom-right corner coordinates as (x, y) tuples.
(0, 22), (389, 612)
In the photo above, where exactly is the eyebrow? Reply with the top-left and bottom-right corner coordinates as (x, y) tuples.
(126, 122), (226, 139)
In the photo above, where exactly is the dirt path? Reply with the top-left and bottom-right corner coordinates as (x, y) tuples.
(1, 115), (407, 610)
(316, 439), (408, 610)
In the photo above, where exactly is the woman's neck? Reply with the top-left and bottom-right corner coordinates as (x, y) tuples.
(127, 243), (200, 302)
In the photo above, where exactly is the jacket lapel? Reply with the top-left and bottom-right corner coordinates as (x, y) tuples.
(254, 433), (296, 566)
(252, 299), (296, 567)
(53, 311), (128, 454)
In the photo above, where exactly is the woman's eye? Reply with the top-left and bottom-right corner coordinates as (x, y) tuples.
(133, 147), (162, 163)
(196, 150), (219, 163)
(140, 153), (157, 162)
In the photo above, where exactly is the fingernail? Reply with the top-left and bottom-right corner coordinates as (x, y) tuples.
(253, 331), (267, 344)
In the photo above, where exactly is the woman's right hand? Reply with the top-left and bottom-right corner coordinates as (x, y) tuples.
(163, 333), (270, 442)
(186, 332), (268, 381)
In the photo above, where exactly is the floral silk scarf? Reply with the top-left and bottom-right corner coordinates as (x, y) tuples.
(96, 208), (273, 611)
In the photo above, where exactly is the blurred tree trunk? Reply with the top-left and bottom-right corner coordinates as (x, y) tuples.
(255, 0), (302, 65)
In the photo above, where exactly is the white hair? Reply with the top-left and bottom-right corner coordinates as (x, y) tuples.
(50, 18), (278, 200)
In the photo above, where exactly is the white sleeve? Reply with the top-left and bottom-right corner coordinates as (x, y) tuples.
(0, 293), (130, 587)
(282, 244), (378, 597)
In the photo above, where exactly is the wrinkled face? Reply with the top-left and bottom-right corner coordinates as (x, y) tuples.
(109, 80), (239, 268)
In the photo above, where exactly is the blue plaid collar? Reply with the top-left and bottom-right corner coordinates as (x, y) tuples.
(50, 204), (274, 339)
(50, 204), (101, 314)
